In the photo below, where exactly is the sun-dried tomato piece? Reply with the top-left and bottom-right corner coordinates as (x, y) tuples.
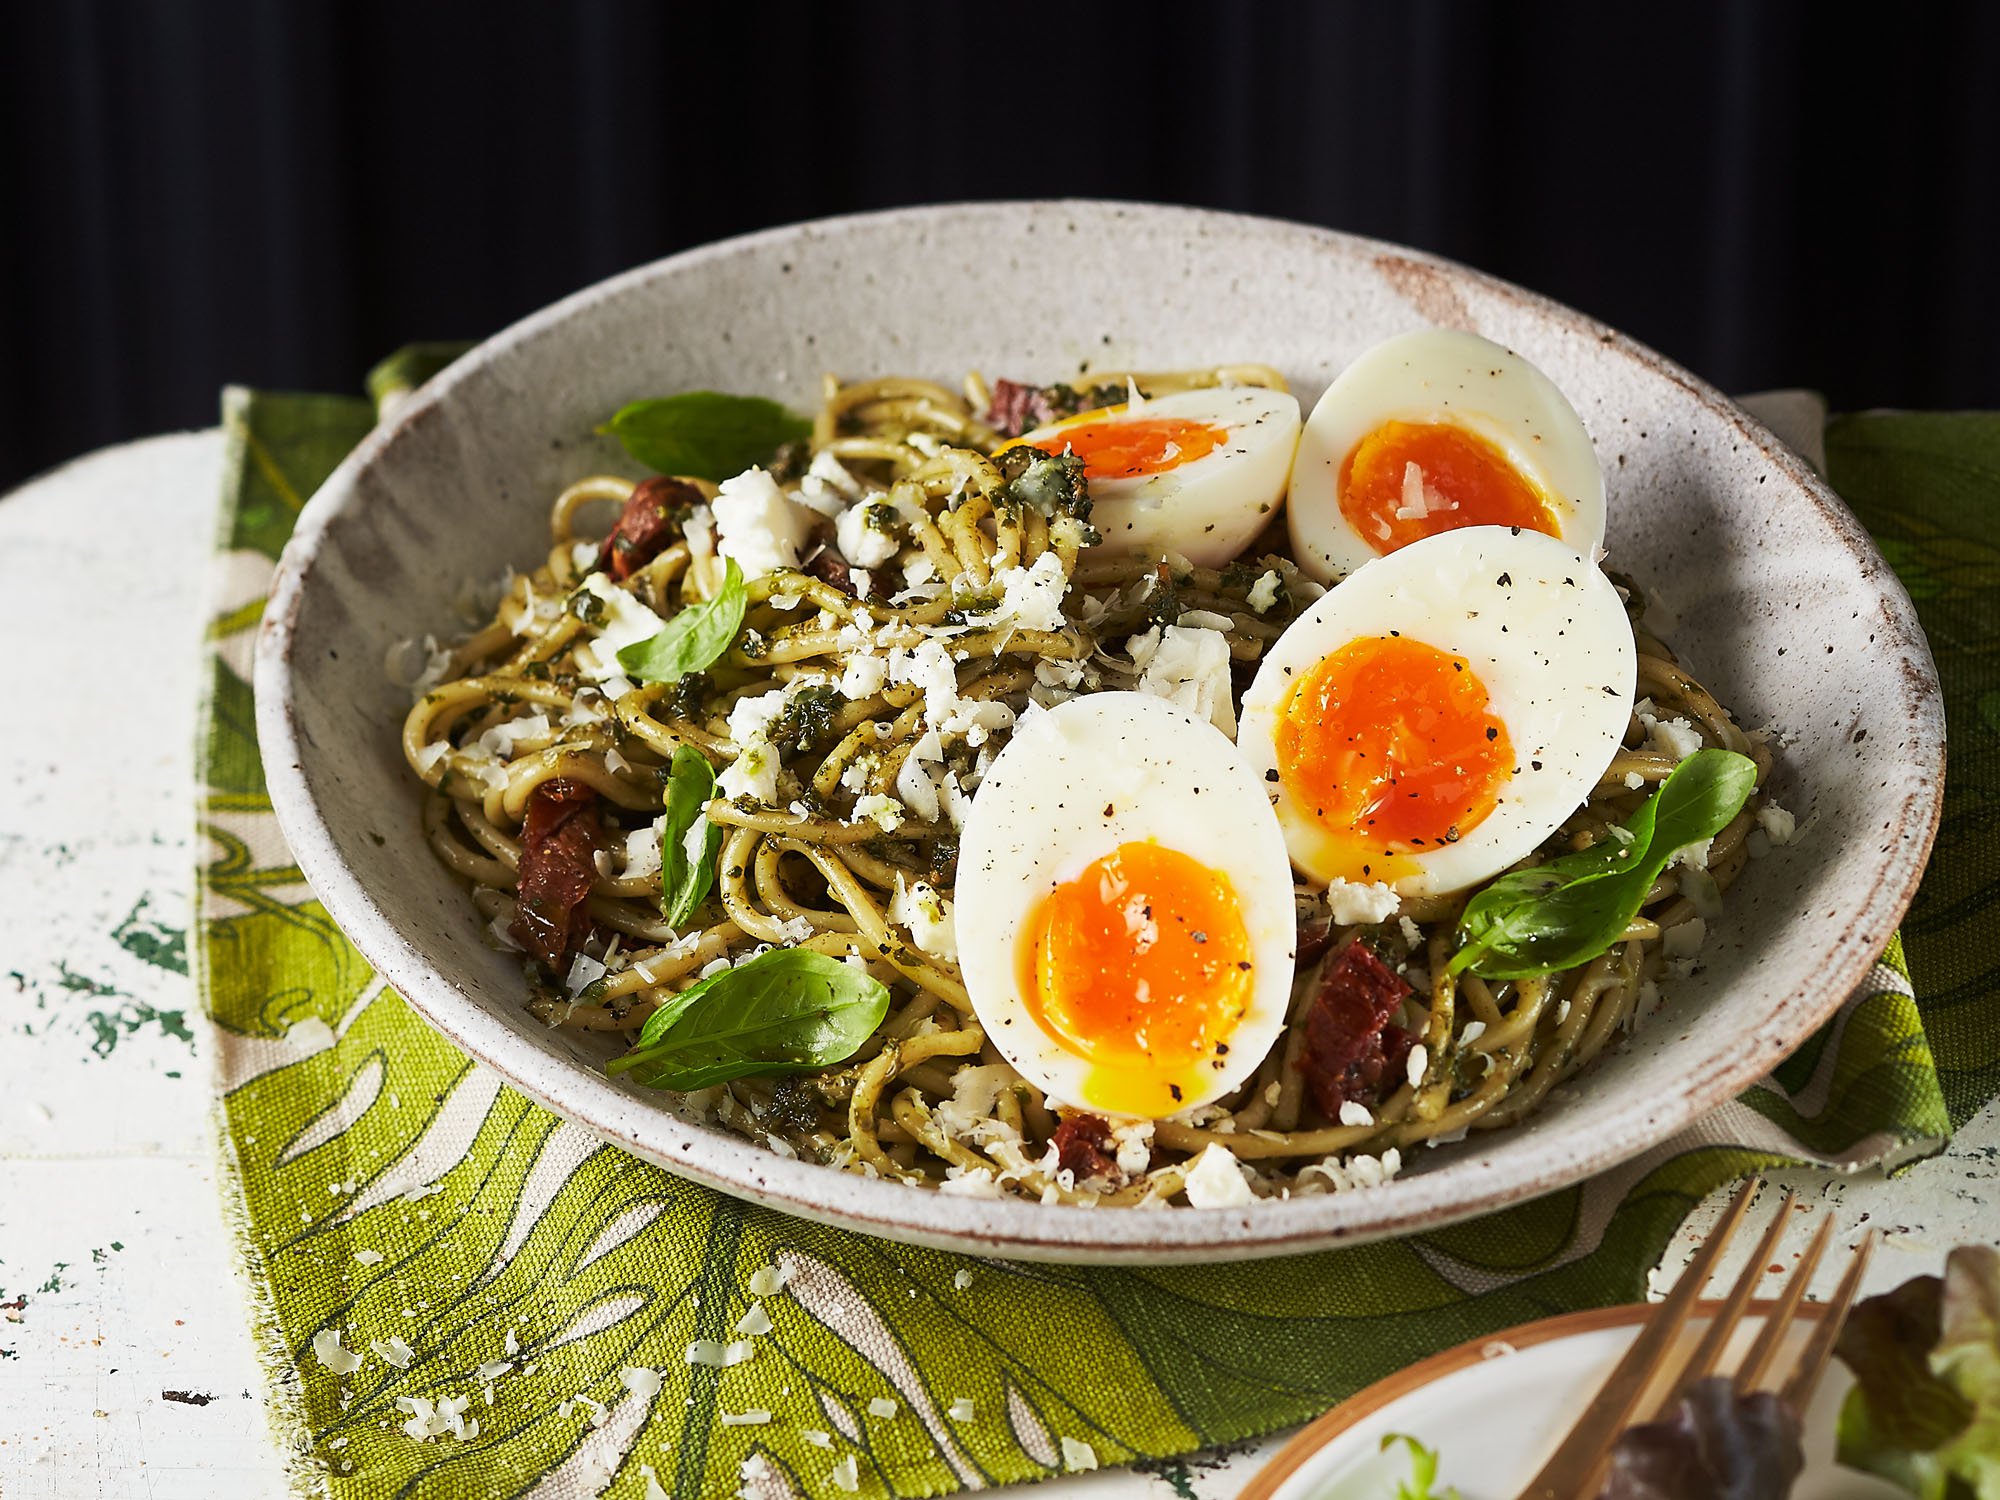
(509, 779), (603, 971)
(1051, 1113), (1119, 1183)
(1297, 941), (1416, 1119)
(603, 476), (701, 581)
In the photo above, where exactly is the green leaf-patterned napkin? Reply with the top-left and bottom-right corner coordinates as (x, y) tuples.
(196, 378), (1992, 1500)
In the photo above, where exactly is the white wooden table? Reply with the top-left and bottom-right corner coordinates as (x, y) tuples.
(2, 429), (1993, 1498)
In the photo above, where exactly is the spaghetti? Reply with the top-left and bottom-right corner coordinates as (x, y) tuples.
(398, 367), (1772, 1206)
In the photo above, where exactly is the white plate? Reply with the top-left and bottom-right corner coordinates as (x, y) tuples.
(1242, 1303), (1905, 1500)
(256, 201), (1943, 1261)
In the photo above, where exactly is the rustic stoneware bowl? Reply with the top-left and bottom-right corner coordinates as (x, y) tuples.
(257, 201), (1943, 1263)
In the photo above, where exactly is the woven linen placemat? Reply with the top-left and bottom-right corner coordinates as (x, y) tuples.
(195, 377), (1990, 1499)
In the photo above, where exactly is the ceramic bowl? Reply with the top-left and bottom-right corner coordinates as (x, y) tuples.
(256, 201), (1942, 1262)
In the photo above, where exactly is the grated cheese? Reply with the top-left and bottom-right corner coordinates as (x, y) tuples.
(312, 1329), (362, 1375)
(867, 1397), (898, 1418)
(1324, 878), (1400, 927)
(1182, 1143), (1255, 1208)
(1061, 1436), (1100, 1473)
(713, 467), (814, 578)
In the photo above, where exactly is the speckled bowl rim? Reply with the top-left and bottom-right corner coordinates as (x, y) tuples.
(256, 201), (1944, 1263)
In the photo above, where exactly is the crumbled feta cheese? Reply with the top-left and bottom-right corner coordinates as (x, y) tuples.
(888, 639), (961, 730)
(852, 792), (905, 832)
(1407, 1044), (1429, 1090)
(1324, 878), (1400, 927)
(571, 574), (670, 682)
(1398, 914), (1424, 950)
(835, 498), (901, 568)
(717, 686), (790, 804)
(1296, 1147), (1404, 1194)
(802, 1430), (834, 1449)
(806, 449), (864, 501)
(979, 551), (1070, 634)
(838, 651), (889, 700)
(1111, 1119), (1154, 1177)
(1061, 1437), (1100, 1473)
(947, 1397), (977, 1422)
(867, 1396), (898, 1418)
(475, 1359), (513, 1382)
(684, 1338), (755, 1368)
(503, 1328), (520, 1357)
(890, 877), (958, 963)
(747, 1263), (791, 1298)
(1245, 569), (1282, 613)
(1182, 1143), (1255, 1208)
(1637, 703), (1704, 761)
(720, 1409), (772, 1426)
(1757, 803), (1797, 845)
(312, 1329), (363, 1375)
(287, 1015), (335, 1050)
(735, 1303), (774, 1337)
(830, 1455), (860, 1493)
(939, 1166), (1005, 1197)
(354, 1248), (385, 1265)
(952, 1268), (975, 1291)
(1128, 624), (1237, 735)
(713, 467), (814, 578)
(1338, 1101), (1374, 1127)
(1459, 1020), (1487, 1046)
(1671, 837), (1712, 872)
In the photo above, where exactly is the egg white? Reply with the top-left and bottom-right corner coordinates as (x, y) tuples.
(1287, 329), (1606, 585)
(1238, 526), (1635, 897)
(954, 692), (1297, 1119)
(1007, 385), (1301, 568)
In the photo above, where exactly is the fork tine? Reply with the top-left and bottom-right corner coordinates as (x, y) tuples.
(1512, 1177), (1761, 1500)
(1735, 1213), (1834, 1392)
(1662, 1191), (1798, 1409)
(1778, 1230), (1876, 1410)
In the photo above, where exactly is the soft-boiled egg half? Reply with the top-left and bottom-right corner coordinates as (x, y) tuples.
(955, 692), (1296, 1119)
(1001, 385), (1301, 568)
(1238, 526), (1634, 898)
(1287, 330), (1606, 585)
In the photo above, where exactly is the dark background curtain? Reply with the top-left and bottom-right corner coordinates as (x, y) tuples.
(3, 0), (1996, 493)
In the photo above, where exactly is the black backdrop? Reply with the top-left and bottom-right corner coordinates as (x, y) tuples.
(4, 0), (1998, 493)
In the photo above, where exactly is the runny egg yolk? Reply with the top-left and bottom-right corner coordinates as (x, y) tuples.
(1025, 412), (1226, 480)
(1019, 840), (1251, 1117)
(1339, 419), (1560, 555)
(1278, 636), (1514, 881)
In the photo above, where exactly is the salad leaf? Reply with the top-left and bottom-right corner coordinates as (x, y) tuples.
(1381, 1433), (1460, 1499)
(616, 559), (746, 684)
(1595, 1376), (1804, 1498)
(1834, 1244), (2000, 1497)
(1448, 748), (1758, 981)
(605, 947), (889, 1092)
(601, 391), (811, 481)
(659, 745), (722, 927)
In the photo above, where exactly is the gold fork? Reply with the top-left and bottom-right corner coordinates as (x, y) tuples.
(1512, 1178), (1876, 1500)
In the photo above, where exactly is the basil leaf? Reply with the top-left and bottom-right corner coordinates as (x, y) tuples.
(616, 559), (746, 683)
(605, 948), (889, 1092)
(1448, 748), (1759, 980)
(660, 745), (722, 927)
(601, 392), (811, 481)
